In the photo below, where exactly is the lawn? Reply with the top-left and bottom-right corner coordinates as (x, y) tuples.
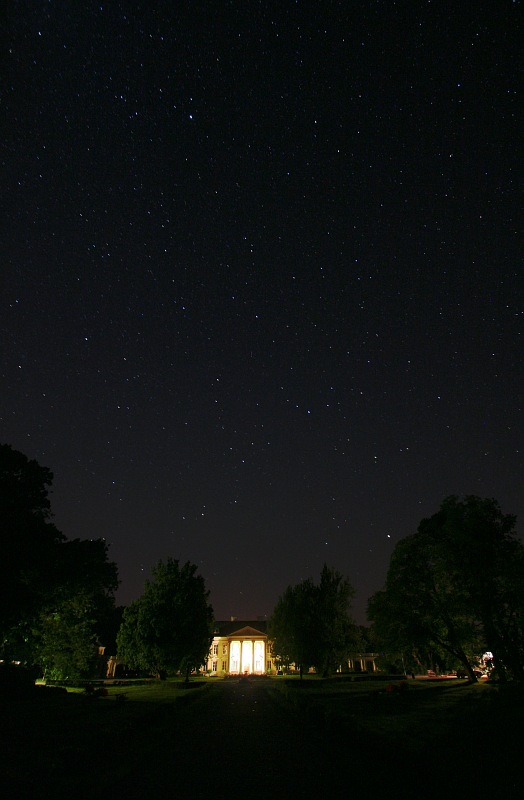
(269, 675), (524, 794)
(1, 679), (211, 799)
(269, 675), (496, 747)
(1, 676), (522, 798)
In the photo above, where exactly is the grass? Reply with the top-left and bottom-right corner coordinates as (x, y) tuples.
(270, 674), (514, 739)
(1, 678), (211, 798)
(1, 676), (523, 798)
(269, 676), (524, 795)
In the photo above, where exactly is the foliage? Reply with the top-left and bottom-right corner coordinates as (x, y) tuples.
(368, 496), (524, 681)
(30, 541), (118, 677)
(0, 444), (119, 672)
(116, 558), (214, 678)
(36, 592), (99, 680)
(269, 564), (357, 677)
(268, 578), (315, 674)
(0, 443), (64, 641)
(0, 443), (54, 521)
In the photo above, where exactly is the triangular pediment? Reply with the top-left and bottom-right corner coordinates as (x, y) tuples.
(229, 625), (266, 638)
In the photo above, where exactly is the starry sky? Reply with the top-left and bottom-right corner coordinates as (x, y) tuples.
(2, 1), (522, 624)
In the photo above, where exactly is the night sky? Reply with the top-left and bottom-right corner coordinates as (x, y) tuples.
(2, 1), (522, 624)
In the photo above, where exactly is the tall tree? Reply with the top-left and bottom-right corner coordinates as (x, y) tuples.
(314, 564), (358, 676)
(368, 535), (483, 680)
(36, 591), (101, 680)
(268, 578), (316, 678)
(0, 444), (119, 671)
(0, 443), (64, 641)
(116, 559), (214, 679)
(269, 565), (357, 678)
(368, 496), (524, 682)
(423, 496), (524, 681)
(33, 540), (119, 679)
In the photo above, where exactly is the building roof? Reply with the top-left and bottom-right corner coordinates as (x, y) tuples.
(212, 619), (268, 637)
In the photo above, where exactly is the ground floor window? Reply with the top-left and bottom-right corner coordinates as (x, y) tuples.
(222, 661), (227, 671)
(267, 660), (272, 671)
(212, 661), (217, 672)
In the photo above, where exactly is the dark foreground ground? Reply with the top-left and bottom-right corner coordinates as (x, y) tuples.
(1, 677), (523, 799)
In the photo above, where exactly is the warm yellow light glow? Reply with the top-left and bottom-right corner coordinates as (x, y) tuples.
(241, 640), (253, 673)
(230, 640), (240, 673)
(254, 641), (264, 673)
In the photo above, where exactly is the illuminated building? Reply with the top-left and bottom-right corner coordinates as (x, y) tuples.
(205, 619), (378, 675)
(205, 620), (272, 675)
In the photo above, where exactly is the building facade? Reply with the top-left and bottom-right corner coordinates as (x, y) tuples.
(205, 620), (272, 675)
(205, 619), (379, 676)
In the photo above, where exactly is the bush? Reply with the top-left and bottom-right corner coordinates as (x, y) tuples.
(0, 662), (35, 694)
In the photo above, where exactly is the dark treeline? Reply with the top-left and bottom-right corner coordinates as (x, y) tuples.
(0, 444), (119, 679)
(2, 444), (523, 683)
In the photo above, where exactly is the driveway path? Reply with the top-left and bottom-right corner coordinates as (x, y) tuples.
(116, 678), (360, 798)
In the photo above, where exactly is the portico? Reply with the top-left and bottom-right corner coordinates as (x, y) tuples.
(205, 619), (379, 676)
(228, 634), (266, 674)
(206, 620), (270, 675)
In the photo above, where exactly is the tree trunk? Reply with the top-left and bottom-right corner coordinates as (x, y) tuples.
(455, 649), (477, 682)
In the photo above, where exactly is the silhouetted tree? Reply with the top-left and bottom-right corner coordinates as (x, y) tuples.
(269, 565), (357, 678)
(368, 496), (524, 682)
(36, 591), (101, 680)
(116, 558), (214, 680)
(0, 444), (119, 674)
(268, 578), (316, 678)
(0, 443), (64, 643)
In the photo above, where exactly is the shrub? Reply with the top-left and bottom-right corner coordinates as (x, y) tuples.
(0, 663), (35, 694)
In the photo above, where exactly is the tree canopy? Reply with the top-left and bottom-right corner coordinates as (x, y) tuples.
(1, 443), (64, 638)
(368, 496), (524, 681)
(116, 558), (214, 679)
(0, 443), (119, 677)
(269, 564), (357, 677)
